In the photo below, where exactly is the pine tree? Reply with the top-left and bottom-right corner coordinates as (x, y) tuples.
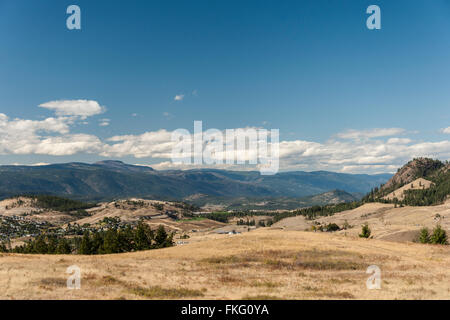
(154, 225), (168, 248)
(32, 235), (49, 253)
(56, 238), (72, 254)
(79, 232), (93, 254)
(430, 225), (448, 245)
(102, 229), (120, 254)
(418, 227), (430, 244)
(134, 221), (152, 250)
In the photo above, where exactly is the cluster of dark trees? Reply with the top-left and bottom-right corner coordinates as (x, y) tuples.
(401, 172), (450, 206)
(0, 222), (173, 255)
(418, 225), (448, 245)
(204, 212), (232, 223)
(29, 195), (96, 212)
(271, 202), (362, 224)
(237, 218), (256, 226)
(312, 222), (341, 232)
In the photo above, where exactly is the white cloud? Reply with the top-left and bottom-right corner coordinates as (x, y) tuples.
(441, 127), (450, 134)
(336, 128), (406, 140)
(387, 137), (412, 144)
(99, 118), (110, 127)
(1, 106), (449, 174)
(174, 94), (184, 101)
(0, 101), (104, 156)
(29, 134), (103, 156)
(102, 130), (175, 158)
(39, 100), (105, 119)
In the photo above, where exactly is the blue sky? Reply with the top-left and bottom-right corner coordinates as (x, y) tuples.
(0, 0), (449, 173)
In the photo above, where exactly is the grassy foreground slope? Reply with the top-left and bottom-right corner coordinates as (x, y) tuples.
(0, 229), (449, 299)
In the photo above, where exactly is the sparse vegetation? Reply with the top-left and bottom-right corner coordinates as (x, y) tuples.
(359, 223), (371, 238)
(129, 285), (204, 298)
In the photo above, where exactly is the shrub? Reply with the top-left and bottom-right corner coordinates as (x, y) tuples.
(418, 227), (430, 244)
(359, 223), (371, 238)
(430, 225), (448, 245)
(342, 220), (352, 230)
(325, 223), (340, 232)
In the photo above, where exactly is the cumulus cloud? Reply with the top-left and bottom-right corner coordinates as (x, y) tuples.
(102, 130), (175, 158)
(174, 94), (184, 101)
(441, 127), (450, 134)
(1, 105), (449, 174)
(98, 126), (450, 173)
(39, 100), (105, 119)
(29, 134), (103, 156)
(0, 101), (104, 156)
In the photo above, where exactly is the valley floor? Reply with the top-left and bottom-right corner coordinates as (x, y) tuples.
(0, 228), (449, 300)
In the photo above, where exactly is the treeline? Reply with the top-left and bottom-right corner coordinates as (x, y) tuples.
(1, 222), (173, 255)
(204, 212), (231, 223)
(271, 202), (362, 224)
(203, 202), (362, 225)
(401, 170), (450, 206)
(27, 195), (97, 212)
(237, 218), (255, 226)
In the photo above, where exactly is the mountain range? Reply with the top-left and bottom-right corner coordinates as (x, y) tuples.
(0, 160), (392, 202)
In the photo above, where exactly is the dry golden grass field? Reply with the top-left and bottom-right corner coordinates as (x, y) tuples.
(273, 201), (450, 243)
(1, 228), (449, 300)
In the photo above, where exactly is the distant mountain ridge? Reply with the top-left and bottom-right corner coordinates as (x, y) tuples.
(0, 161), (391, 202)
(193, 189), (361, 211)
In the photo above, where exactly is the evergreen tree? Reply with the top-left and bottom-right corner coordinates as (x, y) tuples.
(56, 238), (72, 254)
(118, 225), (135, 252)
(32, 235), (49, 253)
(430, 225), (448, 245)
(102, 229), (120, 254)
(134, 221), (152, 250)
(418, 227), (430, 244)
(91, 231), (104, 254)
(154, 225), (173, 248)
(79, 231), (93, 254)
